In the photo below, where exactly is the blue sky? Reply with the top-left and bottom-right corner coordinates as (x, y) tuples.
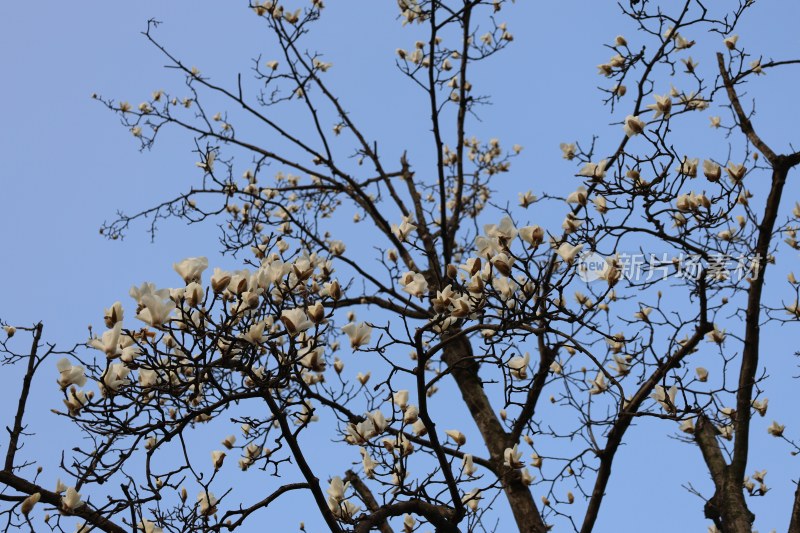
(1, 1), (799, 531)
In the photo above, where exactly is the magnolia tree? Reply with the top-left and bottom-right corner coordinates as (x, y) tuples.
(3, 0), (800, 532)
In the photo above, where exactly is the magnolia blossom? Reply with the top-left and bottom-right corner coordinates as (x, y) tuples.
(89, 322), (122, 359)
(726, 163), (746, 183)
(103, 301), (124, 327)
(61, 486), (83, 512)
(328, 497), (360, 521)
(356, 371), (371, 386)
(703, 160), (721, 181)
(676, 157), (699, 177)
(139, 520), (163, 533)
(724, 34), (739, 49)
(623, 115), (646, 137)
(393, 390), (410, 410)
(57, 358), (87, 390)
(360, 447), (377, 478)
(341, 321), (372, 349)
(503, 444), (524, 468)
(63, 388), (93, 416)
(577, 159), (607, 180)
(20, 492), (40, 516)
(589, 371), (607, 394)
(560, 143), (576, 160)
(767, 421), (785, 437)
(173, 257), (208, 284)
(518, 190), (537, 208)
(652, 384), (678, 413)
(211, 450), (226, 469)
(647, 94), (672, 119)
(400, 271), (428, 297)
(519, 225), (544, 247)
(197, 491), (218, 516)
(521, 467), (535, 486)
(462, 488), (481, 512)
(462, 454), (477, 477)
(508, 352), (530, 380)
(101, 363), (131, 395)
(280, 308), (313, 335)
(136, 294), (175, 328)
(696, 367), (709, 382)
(484, 216), (518, 242)
(594, 195), (608, 213)
(565, 187), (588, 205)
(445, 429), (467, 446)
(706, 325), (726, 344)
(752, 398), (769, 417)
(679, 418), (695, 434)
(392, 216), (417, 241)
(327, 476), (349, 502)
(556, 242), (584, 264)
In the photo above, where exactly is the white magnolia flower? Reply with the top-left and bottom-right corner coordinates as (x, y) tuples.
(577, 159), (608, 180)
(61, 487), (83, 512)
(503, 444), (524, 469)
(767, 421), (785, 437)
(651, 384), (678, 413)
(726, 163), (746, 184)
(508, 352), (530, 380)
(520, 468), (535, 486)
(197, 491), (217, 516)
(326, 476), (349, 502)
(462, 454), (478, 477)
(462, 488), (481, 512)
(20, 492), (40, 516)
(566, 187), (588, 205)
(556, 242), (584, 264)
(484, 216), (518, 242)
(519, 225), (544, 247)
(445, 429), (466, 446)
(589, 371), (607, 395)
(400, 271), (428, 298)
(280, 308), (313, 335)
(360, 447), (377, 478)
(101, 363), (131, 395)
(57, 358), (87, 390)
(173, 257), (209, 284)
(392, 216), (417, 241)
(211, 450), (226, 469)
(328, 497), (360, 520)
(703, 160), (721, 182)
(696, 367), (709, 382)
(676, 157), (699, 177)
(752, 398), (769, 417)
(623, 115), (646, 137)
(341, 322), (372, 349)
(89, 322), (122, 359)
(403, 514), (416, 532)
(560, 143), (576, 160)
(136, 294), (175, 328)
(647, 94), (672, 119)
(393, 390), (410, 410)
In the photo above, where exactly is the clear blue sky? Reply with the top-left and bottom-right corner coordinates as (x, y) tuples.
(1, 1), (799, 531)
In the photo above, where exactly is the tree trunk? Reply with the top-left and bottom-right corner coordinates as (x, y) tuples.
(441, 334), (547, 533)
